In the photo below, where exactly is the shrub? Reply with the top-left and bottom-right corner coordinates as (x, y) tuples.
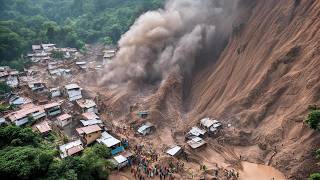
(305, 110), (320, 130)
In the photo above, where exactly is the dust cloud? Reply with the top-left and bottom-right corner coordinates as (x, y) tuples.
(99, 0), (239, 87)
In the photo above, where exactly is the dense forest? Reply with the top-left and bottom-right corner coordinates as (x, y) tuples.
(0, 0), (163, 70)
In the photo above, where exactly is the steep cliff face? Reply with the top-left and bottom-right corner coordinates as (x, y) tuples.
(187, 0), (320, 178)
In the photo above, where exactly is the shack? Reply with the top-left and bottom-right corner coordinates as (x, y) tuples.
(187, 137), (207, 149)
(9, 95), (32, 106)
(75, 61), (87, 70)
(137, 111), (148, 118)
(35, 121), (52, 135)
(28, 82), (47, 93)
(137, 122), (155, 136)
(59, 139), (84, 158)
(97, 131), (123, 155)
(80, 119), (103, 127)
(64, 83), (82, 101)
(76, 99), (98, 113)
(57, 113), (72, 127)
(76, 125), (102, 145)
(82, 112), (99, 120)
(166, 146), (182, 157)
(112, 155), (129, 169)
(43, 102), (61, 116)
(49, 87), (61, 98)
(200, 117), (222, 134)
(186, 127), (207, 140)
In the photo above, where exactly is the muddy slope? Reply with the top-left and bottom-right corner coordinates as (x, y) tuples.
(186, 0), (320, 178)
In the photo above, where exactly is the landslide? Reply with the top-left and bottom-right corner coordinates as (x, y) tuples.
(185, 0), (320, 179)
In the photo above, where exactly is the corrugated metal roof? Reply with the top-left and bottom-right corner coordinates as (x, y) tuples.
(76, 124), (101, 134)
(166, 146), (182, 156)
(114, 155), (127, 164)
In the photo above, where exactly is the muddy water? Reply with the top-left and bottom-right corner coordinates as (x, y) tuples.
(239, 162), (286, 180)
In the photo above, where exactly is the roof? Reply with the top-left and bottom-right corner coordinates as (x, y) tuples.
(137, 111), (148, 115)
(32, 45), (41, 50)
(65, 83), (80, 90)
(76, 61), (87, 65)
(57, 114), (72, 121)
(97, 132), (121, 147)
(187, 137), (207, 149)
(82, 112), (99, 120)
(80, 119), (103, 126)
(76, 99), (96, 109)
(121, 151), (134, 158)
(50, 88), (60, 92)
(43, 102), (60, 109)
(7, 104), (44, 122)
(188, 127), (207, 137)
(166, 146), (182, 156)
(76, 125), (101, 135)
(114, 155), (127, 164)
(137, 122), (154, 133)
(59, 140), (83, 158)
(35, 121), (52, 133)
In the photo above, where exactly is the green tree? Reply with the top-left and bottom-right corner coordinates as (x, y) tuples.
(305, 110), (320, 130)
(309, 173), (320, 180)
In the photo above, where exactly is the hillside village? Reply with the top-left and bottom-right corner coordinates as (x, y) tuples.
(0, 43), (239, 179)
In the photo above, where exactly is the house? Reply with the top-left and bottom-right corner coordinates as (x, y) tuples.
(64, 84), (82, 101)
(75, 61), (87, 69)
(0, 71), (9, 81)
(200, 117), (222, 134)
(112, 155), (129, 169)
(9, 95), (32, 106)
(82, 112), (99, 120)
(76, 125), (102, 145)
(76, 99), (98, 113)
(6, 104), (46, 126)
(35, 121), (52, 135)
(186, 127), (207, 139)
(166, 146), (182, 157)
(43, 102), (61, 116)
(32, 45), (42, 52)
(97, 131), (123, 155)
(28, 82), (47, 92)
(49, 88), (61, 98)
(57, 113), (72, 127)
(187, 137), (207, 149)
(103, 49), (116, 61)
(137, 122), (155, 136)
(6, 71), (19, 88)
(80, 119), (103, 127)
(59, 139), (84, 158)
(41, 44), (56, 52)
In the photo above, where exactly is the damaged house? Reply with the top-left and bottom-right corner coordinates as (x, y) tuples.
(200, 117), (222, 134)
(76, 99), (98, 113)
(64, 83), (82, 101)
(137, 122), (155, 136)
(28, 82), (47, 93)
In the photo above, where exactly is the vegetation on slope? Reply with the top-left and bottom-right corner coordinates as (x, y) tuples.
(0, 125), (113, 180)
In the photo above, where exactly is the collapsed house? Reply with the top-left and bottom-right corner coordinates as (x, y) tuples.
(76, 125), (102, 145)
(43, 102), (61, 117)
(5, 104), (46, 126)
(187, 137), (207, 149)
(49, 87), (61, 98)
(97, 131), (123, 155)
(137, 122), (155, 136)
(64, 83), (82, 101)
(28, 82), (47, 93)
(56, 113), (72, 127)
(0, 68), (20, 88)
(76, 99), (98, 113)
(35, 121), (52, 135)
(200, 117), (222, 134)
(59, 139), (84, 158)
(186, 127), (207, 140)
